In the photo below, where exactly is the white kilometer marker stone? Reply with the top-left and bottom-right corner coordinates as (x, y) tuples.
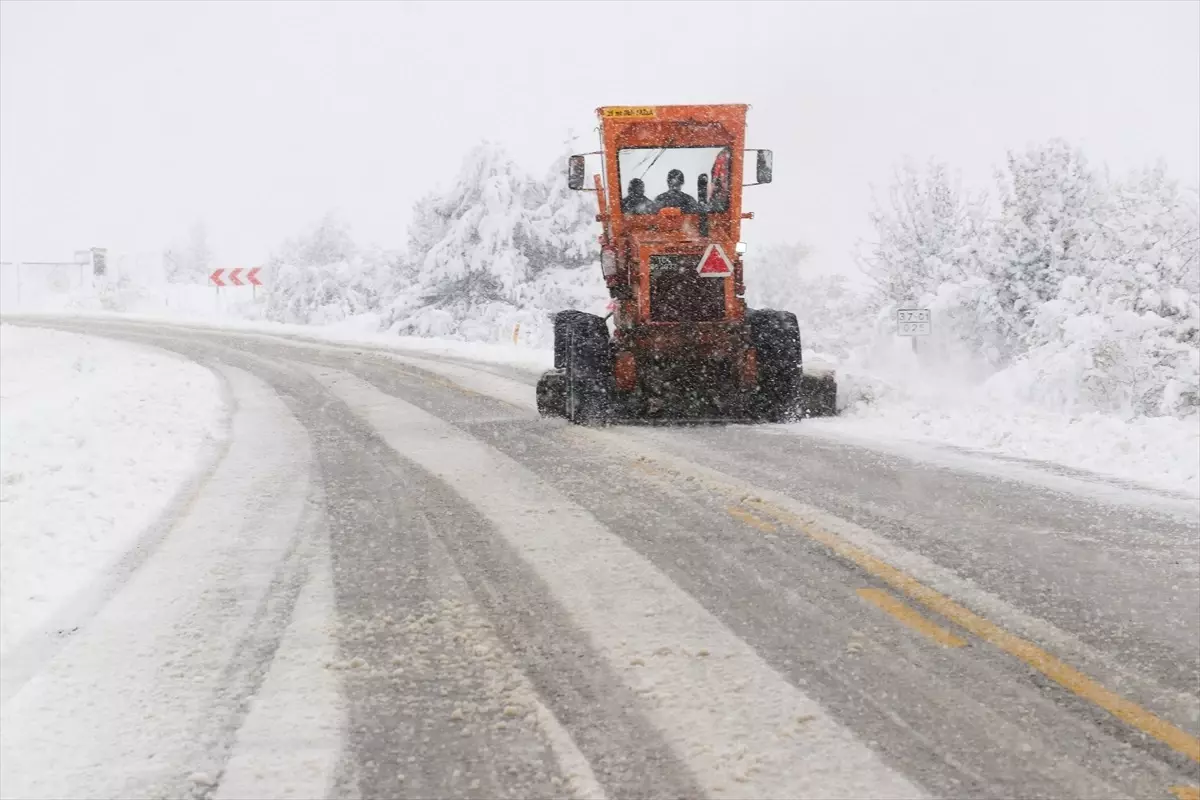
(310, 365), (927, 800)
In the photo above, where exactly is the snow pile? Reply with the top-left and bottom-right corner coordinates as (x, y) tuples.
(0, 324), (224, 654)
(816, 339), (1200, 495)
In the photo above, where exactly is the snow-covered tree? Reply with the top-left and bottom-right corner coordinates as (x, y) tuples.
(988, 139), (1106, 352)
(274, 212), (357, 267)
(855, 141), (1198, 420)
(386, 138), (605, 340)
(163, 220), (214, 284)
(526, 142), (602, 276)
(265, 213), (396, 325)
(420, 142), (535, 303)
(1011, 159), (1200, 417)
(858, 159), (989, 305)
(856, 159), (1004, 363)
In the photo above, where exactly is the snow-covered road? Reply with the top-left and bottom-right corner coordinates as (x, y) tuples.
(1, 317), (1197, 800)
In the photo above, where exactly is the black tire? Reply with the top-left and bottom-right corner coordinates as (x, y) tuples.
(747, 308), (802, 423)
(553, 310), (599, 369)
(554, 311), (613, 425)
(536, 369), (567, 417)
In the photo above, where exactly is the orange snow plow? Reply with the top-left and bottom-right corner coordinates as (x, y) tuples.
(537, 104), (837, 424)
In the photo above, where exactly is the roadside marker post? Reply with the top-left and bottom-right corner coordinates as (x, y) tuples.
(897, 308), (932, 354)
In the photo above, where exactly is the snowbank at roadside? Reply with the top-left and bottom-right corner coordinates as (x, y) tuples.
(815, 342), (1200, 498)
(6, 308), (558, 375)
(0, 324), (225, 655)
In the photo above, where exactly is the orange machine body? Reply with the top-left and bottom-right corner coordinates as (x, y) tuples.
(589, 104), (760, 405)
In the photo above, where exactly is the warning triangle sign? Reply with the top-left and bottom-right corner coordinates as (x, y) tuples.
(696, 243), (733, 277)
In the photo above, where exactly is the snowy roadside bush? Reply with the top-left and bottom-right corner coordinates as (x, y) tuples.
(993, 148), (1199, 418)
(265, 214), (398, 325)
(857, 158), (1008, 368)
(384, 141), (605, 342)
(859, 141), (1199, 421)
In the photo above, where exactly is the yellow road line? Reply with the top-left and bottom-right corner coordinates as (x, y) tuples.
(726, 505), (777, 533)
(857, 588), (967, 648)
(608, 443), (1200, 763)
(749, 499), (1200, 764)
(1170, 786), (1200, 800)
(391, 365), (482, 397)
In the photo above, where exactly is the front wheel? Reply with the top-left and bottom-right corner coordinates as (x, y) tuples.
(536, 369), (567, 417)
(747, 308), (802, 423)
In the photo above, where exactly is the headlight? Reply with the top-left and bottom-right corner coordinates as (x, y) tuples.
(601, 249), (617, 277)
(735, 241), (747, 256)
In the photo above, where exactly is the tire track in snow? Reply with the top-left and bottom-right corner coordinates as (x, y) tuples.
(310, 363), (927, 800)
(0, 365), (321, 800)
(0, 332), (233, 706)
(211, 348), (607, 800)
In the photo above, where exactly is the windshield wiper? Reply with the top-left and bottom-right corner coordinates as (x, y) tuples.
(638, 137), (677, 181)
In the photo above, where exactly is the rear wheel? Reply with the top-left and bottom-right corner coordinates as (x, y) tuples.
(747, 308), (802, 423)
(554, 311), (613, 425)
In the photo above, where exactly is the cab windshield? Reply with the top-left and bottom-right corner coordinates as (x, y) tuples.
(617, 146), (733, 216)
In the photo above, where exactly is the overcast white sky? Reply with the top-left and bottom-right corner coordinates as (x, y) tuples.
(2, 0), (1197, 274)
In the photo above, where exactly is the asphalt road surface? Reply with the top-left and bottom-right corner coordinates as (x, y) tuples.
(1, 316), (1197, 800)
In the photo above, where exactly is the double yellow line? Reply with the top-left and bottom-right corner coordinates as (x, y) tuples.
(739, 497), (1200, 764)
(624, 443), (1200, 767)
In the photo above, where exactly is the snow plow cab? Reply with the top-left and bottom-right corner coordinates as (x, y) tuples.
(536, 104), (837, 424)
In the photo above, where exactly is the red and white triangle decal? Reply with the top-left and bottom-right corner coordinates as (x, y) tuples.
(696, 243), (733, 277)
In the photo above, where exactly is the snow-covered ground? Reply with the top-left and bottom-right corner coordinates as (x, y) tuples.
(0, 323), (225, 655)
(816, 387), (1199, 498)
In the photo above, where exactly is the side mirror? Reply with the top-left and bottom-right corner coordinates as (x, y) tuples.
(756, 150), (773, 185)
(567, 155), (586, 190)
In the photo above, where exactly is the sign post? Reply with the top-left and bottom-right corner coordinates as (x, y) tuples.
(74, 250), (91, 286)
(896, 308), (932, 354)
(90, 248), (107, 277)
(247, 267), (262, 301)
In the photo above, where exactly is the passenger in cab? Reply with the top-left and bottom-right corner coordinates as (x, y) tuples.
(622, 178), (655, 215)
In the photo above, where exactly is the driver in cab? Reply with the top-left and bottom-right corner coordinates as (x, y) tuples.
(653, 169), (699, 213)
(622, 170), (700, 215)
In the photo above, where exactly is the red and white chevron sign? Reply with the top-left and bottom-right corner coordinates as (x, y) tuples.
(209, 267), (263, 287)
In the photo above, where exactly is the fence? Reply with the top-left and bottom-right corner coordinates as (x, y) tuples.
(0, 260), (98, 310)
